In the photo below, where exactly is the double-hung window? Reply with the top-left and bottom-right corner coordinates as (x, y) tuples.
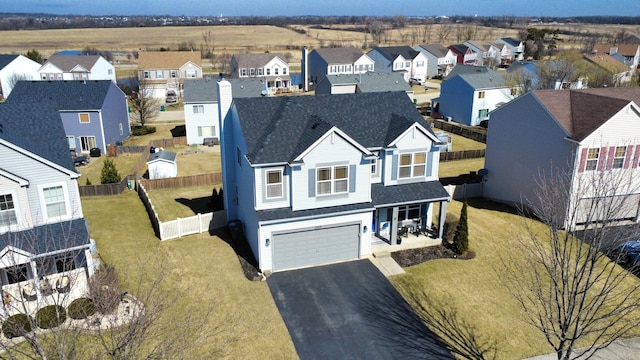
(42, 185), (67, 219)
(317, 166), (348, 195)
(585, 148), (599, 171)
(266, 170), (283, 199)
(478, 91), (485, 99)
(0, 193), (17, 229)
(613, 146), (626, 169)
(478, 109), (489, 118)
(193, 105), (204, 114)
(399, 152), (427, 178)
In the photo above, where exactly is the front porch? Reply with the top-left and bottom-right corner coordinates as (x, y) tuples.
(371, 227), (442, 254)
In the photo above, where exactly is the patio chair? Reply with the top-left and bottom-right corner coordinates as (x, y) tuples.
(56, 276), (70, 293)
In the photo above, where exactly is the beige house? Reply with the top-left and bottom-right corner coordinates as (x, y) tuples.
(137, 51), (202, 99)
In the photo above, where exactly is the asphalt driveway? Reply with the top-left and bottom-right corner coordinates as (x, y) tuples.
(267, 259), (453, 359)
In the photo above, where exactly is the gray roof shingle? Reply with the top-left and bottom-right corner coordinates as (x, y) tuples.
(7, 80), (113, 110)
(445, 65), (506, 89)
(147, 150), (177, 163)
(416, 44), (450, 58)
(312, 47), (366, 64)
(0, 101), (76, 172)
(45, 54), (102, 72)
(371, 181), (451, 207)
(0, 54), (19, 69)
(374, 46), (421, 61)
(0, 218), (90, 255)
(184, 77), (267, 103)
(234, 91), (434, 165)
(321, 72), (412, 93)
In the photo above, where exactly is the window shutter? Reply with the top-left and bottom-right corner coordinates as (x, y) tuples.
(633, 145), (640, 168)
(605, 146), (615, 170)
(597, 146), (607, 171)
(308, 169), (315, 197)
(349, 164), (356, 193)
(578, 148), (588, 173)
(624, 145), (633, 169)
(391, 154), (398, 181)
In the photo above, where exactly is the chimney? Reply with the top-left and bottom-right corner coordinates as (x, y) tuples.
(301, 47), (309, 92)
(217, 79), (233, 131)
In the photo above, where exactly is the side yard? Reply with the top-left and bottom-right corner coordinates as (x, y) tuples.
(81, 192), (297, 359)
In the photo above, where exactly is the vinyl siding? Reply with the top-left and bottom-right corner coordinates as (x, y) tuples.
(101, 84), (130, 147)
(185, 102), (218, 145)
(383, 127), (438, 185)
(255, 166), (290, 210)
(0, 176), (31, 231)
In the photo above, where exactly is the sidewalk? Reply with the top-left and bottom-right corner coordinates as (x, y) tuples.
(525, 337), (640, 360)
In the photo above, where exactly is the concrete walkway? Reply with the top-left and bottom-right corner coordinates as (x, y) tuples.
(525, 338), (640, 360)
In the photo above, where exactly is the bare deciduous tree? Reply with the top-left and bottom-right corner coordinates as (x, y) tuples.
(366, 19), (385, 46)
(129, 74), (160, 127)
(501, 165), (640, 360)
(437, 22), (453, 44)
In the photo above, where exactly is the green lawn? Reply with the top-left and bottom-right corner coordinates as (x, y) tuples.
(76, 153), (141, 185)
(439, 158), (485, 178)
(82, 192), (297, 359)
(147, 185), (220, 221)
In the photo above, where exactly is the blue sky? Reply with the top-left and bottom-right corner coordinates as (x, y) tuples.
(4, 0), (640, 17)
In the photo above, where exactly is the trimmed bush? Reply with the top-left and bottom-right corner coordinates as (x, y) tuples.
(451, 201), (470, 255)
(2, 313), (32, 338)
(68, 298), (96, 319)
(131, 126), (156, 136)
(36, 305), (67, 329)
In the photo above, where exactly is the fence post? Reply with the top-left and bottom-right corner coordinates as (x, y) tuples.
(177, 217), (182, 238)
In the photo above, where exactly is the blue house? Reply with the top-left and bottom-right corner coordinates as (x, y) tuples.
(7, 80), (130, 155)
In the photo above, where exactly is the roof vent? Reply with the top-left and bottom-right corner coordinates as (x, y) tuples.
(311, 123), (319, 129)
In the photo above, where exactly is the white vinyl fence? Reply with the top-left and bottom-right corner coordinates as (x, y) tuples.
(159, 210), (227, 241)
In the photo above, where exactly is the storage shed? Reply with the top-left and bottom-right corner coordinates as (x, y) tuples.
(146, 150), (177, 179)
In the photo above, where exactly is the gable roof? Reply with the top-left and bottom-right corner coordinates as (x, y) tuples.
(445, 64), (506, 89)
(416, 44), (450, 58)
(312, 47), (366, 64)
(499, 38), (522, 47)
(233, 53), (287, 68)
(583, 53), (631, 73)
(234, 91), (434, 164)
(44, 54), (103, 72)
(532, 88), (640, 141)
(593, 43), (640, 57)
(147, 150), (177, 163)
(184, 77), (267, 103)
(0, 55), (19, 69)
(0, 101), (76, 172)
(448, 44), (470, 55)
(138, 51), (202, 69)
(7, 80), (114, 110)
(465, 41), (492, 52)
(373, 46), (420, 61)
(320, 72), (412, 93)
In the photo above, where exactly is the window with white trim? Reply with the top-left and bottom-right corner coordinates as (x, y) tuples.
(399, 152), (426, 178)
(156, 70), (164, 79)
(406, 61), (411, 67)
(42, 185), (67, 219)
(192, 105), (204, 114)
(417, 61), (424, 67)
(585, 148), (599, 171)
(266, 68), (271, 75)
(266, 170), (283, 199)
(274, 68), (279, 75)
(79, 113), (90, 123)
(67, 136), (76, 150)
(613, 146), (626, 169)
(171, 70), (177, 78)
(185, 70), (197, 78)
(283, 68), (287, 75)
(257, 68), (263, 76)
(478, 109), (489, 118)
(143, 71), (150, 79)
(478, 91), (485, 99)
(240, 68), (247, 77)
(197, 126), (215, 137)
(0, 193), (17, 229)
(371, 159), (377, 175)
(317, 166), (348, 195)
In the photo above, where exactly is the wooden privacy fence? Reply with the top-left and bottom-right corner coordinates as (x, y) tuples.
(138, 173), (222, 191)
(78, 175), (136, 197)
(150, 137), (187, 148)
(432, 120), (487, 143)
(136, 180), (226, 240)
(440, 149), (485, 162)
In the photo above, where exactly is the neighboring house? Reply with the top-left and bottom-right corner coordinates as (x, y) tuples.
(137, 51), (202, 99)
(38, 54), (116, 83)
(0, 101), (96, 317)
(593, 43), (640, 73)
(464, 41), (502, 68)
(217, 85), (450, 273)
(302, 46), (374, 91)
(0, 55), (41, 99)
(230, 53), (291, 93)
(183, 77), (266, 146)
(413, 44), (457, 78)
(314, 72), (414, 98)
(507, 61), (586, 90)
(584, 53), (635, 84)
(146, 150), (177, 179)
(448, 44), (478, 65)
(436, 65), (515, 126)
(483, 88), (640, 228)
(366, 46), (428, 82)
(495, 37), (525, 63)
(7, 80), (130, 155)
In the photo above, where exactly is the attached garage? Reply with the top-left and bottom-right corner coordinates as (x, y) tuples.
(575, 194), (640, 224)
(272, 223), (360, 271)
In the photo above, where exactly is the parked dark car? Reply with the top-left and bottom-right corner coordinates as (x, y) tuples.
(613, 240), (640, 266)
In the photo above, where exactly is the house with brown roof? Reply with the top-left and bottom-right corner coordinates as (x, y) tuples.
(230, 53), (290, 93)
(38, 54), (116, 82)
(483, 88), (640, 228)
(584, 53), (634, 84)
(137, 51), (202, 99)
(592, 43), (640, 73)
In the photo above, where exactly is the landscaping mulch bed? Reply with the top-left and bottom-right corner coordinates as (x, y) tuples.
(391, 244), (476, 267)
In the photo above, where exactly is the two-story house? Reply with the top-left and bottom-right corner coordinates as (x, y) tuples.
(230, 53), (291, 93)
(0, 55), (41, 99)
(0, 101), (96, 317)
(183, 77), (266, 146)
(413, 44), (457, 79)
(366, 46), (428, 82)
(483, 88), (640, 228)
(38, 54), (116, 83)
(507, 60), (587, 91)
(217, 83), (450, 273)
(593, 43), (640, 74)
(435, 65), (515, 126)
(464, 41), (502, 68)
(137, 51), (202, 99)
(495, 38), (525, 64)
(301, 47), (374, 91)
(7, 80), (130, 155)
(448, 44), (478, 66)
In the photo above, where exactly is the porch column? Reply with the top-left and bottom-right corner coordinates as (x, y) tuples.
(390, 206), (399, 245)
(438, 200), (448, 240)
(29, 260), (43, 303)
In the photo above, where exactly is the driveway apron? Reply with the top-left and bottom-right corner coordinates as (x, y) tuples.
(267, 259), (453, 359)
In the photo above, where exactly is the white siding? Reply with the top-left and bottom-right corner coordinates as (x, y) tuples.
(383, 128), (438, 185)
(292, 133), (370, 211)
(0, 177), (31, 231)
(470, 87), (514, 126)
(0, 55), (40, 97)
(184, 102), (218, 145)
(255, 166), (291, 210)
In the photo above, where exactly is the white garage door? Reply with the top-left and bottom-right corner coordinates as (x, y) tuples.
(272, 223), (360, 271)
